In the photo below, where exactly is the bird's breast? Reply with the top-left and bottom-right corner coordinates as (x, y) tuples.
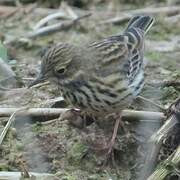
(60, 78), (135, 115)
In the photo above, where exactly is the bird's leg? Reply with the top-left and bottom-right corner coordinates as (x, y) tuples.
(59, 109), (94, 128)
(107, 113), (122, 155)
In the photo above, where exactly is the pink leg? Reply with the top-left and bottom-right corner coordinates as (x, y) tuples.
(107, 113), (122, 155)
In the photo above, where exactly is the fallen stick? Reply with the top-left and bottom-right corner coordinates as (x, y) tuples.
(27, 13), (91, 38)
(0, 107), (69, 117)
(100, 6), (180, 25)
(121, 110), (165, 122)
(0, 171), (58, 180)
(33, 11), (73, 30)
(0, 108), (165, 121)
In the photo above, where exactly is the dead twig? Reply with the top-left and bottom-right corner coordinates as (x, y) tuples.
(33, 11), (72, 30)
(0, 108), (165, 122)
(0, 171), (58, 180)
(121, 110), (165, 122)
(137, 96), (165, 112)
(148, 80), (180, 88)
(101, 6), (180, 25)
(0, 107), (69, 117)
(27, 13), (91, 38)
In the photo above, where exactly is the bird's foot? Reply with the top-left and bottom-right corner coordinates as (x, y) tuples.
(59, 108), (94, 128)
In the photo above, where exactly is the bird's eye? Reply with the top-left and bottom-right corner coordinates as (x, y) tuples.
(57, 68), (65, 74)
(56, 68), (65, 74)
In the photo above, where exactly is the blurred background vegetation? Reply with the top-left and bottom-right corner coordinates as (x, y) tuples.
(0, 0), (179, 8)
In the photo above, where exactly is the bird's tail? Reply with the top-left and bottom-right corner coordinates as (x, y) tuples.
(125, 15), (154, 34)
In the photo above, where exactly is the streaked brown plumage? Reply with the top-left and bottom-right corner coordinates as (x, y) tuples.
(30, 16), (154, 157)
(30, 16), (154, 117)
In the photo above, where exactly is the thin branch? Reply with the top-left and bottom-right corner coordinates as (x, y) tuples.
(148, 80), (180, 88)
(137, 96), (165, 112)
(121, 110), (165, 122)
(0, 108), (165, 122)
(27, 13), (91, 38)
(33, 11), (72, 30)
(0, 107), (69, 117)
(0, 171), (58, 180)
(100, 6), (180, 25)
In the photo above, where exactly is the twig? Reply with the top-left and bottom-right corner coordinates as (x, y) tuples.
(0, 108), (165, 121)
(39, 96), (64, 107)
(27, 13), (91, 38)
(148, 80), (180, 88)
(121, 110), (165, 122)
(60, 1), (78, 20)
(100, 6), (180, 25)
(28, 81), (50, 88)
(0, 107), (69, 117)
(33, 11), (72, 30)
(137, 96), (165, 112)
(0, 171), (58, 180)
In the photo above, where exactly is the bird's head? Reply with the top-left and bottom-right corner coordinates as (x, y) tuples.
(29, 43), (78, 87)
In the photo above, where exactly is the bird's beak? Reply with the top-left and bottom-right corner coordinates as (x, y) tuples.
(28, 74), (46, 88)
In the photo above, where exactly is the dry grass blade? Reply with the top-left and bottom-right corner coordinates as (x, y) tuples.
(0, 108), (26, 145)
(147, 145), (180, 180)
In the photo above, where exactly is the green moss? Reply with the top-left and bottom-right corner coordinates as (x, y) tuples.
(16, 142), (24, 151)
(67, 142), (88, 166)
(162, 87), (179, 104)
(31, 122), (42, 133)
(145, 52), (166, 62)
(148, 19), (180, 41)
(0, 163), (9, 171)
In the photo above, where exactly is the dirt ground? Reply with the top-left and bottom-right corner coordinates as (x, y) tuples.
(0, 1), (179, 180)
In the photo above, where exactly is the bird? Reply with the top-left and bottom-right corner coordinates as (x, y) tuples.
(29, 15), (154, 156)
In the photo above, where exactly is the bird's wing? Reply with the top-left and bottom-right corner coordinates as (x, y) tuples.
(88, 35), (130, 74)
